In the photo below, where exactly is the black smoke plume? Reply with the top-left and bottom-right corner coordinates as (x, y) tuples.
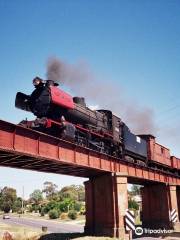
(46, 56), (157, 135)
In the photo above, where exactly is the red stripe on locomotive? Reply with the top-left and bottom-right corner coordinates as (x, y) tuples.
(50, 86), (74, 109)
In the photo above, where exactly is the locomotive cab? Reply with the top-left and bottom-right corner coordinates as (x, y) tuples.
(97, 110), (122, 143)
(123, 124), (147, 162)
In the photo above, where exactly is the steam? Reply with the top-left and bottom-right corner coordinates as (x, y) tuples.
(46, 56), (157, 135)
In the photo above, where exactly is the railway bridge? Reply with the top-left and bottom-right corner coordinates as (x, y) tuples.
(0, 119), (180, 239)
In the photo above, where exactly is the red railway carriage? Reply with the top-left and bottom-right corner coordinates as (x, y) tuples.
(171, 156), (180, 169)
(140, 135), (171, 167)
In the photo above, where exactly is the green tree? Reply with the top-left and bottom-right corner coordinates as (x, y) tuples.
(44, 200), (58, 212)
(29, 189), (43, 205)
(59, 185), (78, 201)
(76, 185), (85, 201)
(74, 202), (82, 212)
(1, 187), (17, 202)
(61, 198), (75, 212)
(59, 185), (85, 202)
(58, 201), (69, 212)
(43, 181), (58, 200)
(131, 185), (141, 196)
(12, 197), (22, 213)
(0, 187), (17, 212)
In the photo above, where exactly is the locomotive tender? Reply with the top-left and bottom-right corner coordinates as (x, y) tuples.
(15, 77), (180, 172)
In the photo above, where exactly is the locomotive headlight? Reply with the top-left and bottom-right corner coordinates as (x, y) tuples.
(33, 77), (42, 86)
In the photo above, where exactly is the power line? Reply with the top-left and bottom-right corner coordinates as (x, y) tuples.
(158, 104), (180, 116)
(157, 113), (180, 128)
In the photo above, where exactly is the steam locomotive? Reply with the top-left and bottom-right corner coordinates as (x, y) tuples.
(15, 77), (180, 172)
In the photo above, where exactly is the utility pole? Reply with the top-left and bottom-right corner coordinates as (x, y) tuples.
(22, 186), (24, 214)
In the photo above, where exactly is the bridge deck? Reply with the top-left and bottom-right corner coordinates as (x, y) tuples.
(0, 120), (180, 184)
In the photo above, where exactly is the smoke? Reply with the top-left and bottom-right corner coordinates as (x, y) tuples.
(47, 57), (92, 87)
(46, 56), (157, 135)
(47, 57), (63, 81)
(124, 105), (157, 134)
(156, 122), (180, 156)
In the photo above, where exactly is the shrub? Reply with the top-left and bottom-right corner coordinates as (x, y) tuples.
(80, 205), (86, 215)
(31, 204), (40, 213)
(27, 205), (33, 213)
(58, 201), (69, 212)
(49, 209), (60, 219)
(34, 205), (40, 213)
(3, 203), (11, 213)
(60, 212), (68, 220)
(68, 210), (77, 220)
(128, 199), (139, 211)
(74, 202), (82, 212)
(43, 205), (50, 214)
(45, 201), (58, 212)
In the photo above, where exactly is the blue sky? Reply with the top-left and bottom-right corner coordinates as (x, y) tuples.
(0, 0), (180, 198)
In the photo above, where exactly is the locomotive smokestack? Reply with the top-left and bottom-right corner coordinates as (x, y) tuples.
(46, 80), (59, 86)
(32, 77), (59, 87)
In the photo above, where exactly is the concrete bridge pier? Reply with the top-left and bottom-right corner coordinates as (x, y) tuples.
(84, 173), (130, 239)
(141, 183), (180, 230)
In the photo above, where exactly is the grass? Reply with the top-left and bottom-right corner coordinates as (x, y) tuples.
(135, 215), (141, 225)
(0, 222), (42, 240)
(0, 225), (121, 240)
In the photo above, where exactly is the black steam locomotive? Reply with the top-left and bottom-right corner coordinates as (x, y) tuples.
(15, 77), (147, 165)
